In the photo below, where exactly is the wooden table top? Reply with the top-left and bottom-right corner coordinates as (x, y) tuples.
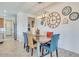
(28, 33), (51, 43)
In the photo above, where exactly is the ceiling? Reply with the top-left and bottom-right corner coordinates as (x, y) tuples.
(0, 2), (54, 16)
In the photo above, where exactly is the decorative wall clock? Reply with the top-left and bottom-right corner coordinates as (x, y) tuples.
(69, 12), (79, 21)
(62, 6), (72, 16)
(47, 12), (61, 28)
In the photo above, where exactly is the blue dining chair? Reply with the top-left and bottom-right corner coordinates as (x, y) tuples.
(41, 34), (60, 57)
(23, 32), (29, 52)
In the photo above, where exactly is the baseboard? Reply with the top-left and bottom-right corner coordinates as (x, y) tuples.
(59, 48), (79, 55)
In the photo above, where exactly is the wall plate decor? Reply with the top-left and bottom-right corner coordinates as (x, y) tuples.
(47, 12), (61, 28)
(40, 17), (45, 25)
(62, 6), (72, 16)
(44, 17), (50, 26)
(41, 21), (43, 25)
(40, 20), (43, 25)
(69, 12), (79, 21)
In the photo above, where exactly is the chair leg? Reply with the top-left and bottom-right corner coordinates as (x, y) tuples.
(40, 46), (41, 52)
(26, 46), (29, 52)
(50, 52), (52, 57)
(31, 48), (33, 56)
(24, 43), (26, 49)
(27, 46), (29, 52)
(42, 48), (44, 56)
(56, 49), (58, 57)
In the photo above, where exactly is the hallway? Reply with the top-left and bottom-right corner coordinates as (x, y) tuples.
(0, 38), (28, 57)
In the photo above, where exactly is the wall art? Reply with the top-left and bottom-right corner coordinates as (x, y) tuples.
(62, 6), (72, 16)
(47, 12), (61, 28)
(69, 12), (79, 21)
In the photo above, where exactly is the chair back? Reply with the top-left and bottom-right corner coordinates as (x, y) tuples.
(47, 32), (53, 38)
(23, 32), (28, 45)
(50, 34), (60, 51)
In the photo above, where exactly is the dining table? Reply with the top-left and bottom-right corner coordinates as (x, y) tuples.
(28, 32), (51, 56)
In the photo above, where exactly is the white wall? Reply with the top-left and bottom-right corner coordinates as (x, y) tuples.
(17, 12), (26, 42)
(36, 2), (79, 54)
(17, 12), (33, 42)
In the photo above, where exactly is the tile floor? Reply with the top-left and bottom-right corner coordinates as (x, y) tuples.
(0, 37), (79, 57)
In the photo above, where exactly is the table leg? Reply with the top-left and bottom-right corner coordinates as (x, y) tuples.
(37, 40), (40, 57)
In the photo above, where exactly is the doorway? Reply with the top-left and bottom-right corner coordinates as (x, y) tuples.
(5, 20), (14, 38)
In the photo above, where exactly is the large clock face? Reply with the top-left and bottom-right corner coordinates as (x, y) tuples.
(62, 6), (72, 16)
(41, 12), (61, 28)
(69, 12), (79, 21)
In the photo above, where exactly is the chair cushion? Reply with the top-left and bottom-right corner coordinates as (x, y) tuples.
(47, 32), (53, 38)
